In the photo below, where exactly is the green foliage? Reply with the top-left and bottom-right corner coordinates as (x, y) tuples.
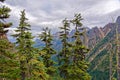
(0, 5), (12, 35)
(27, 53), (49, 80)
(67, 61), (90, 80)
(0, 39), (20, 79)
(0, 1), (19, 79)
(12, 10), (31, 80)
(58, 15), (91, 80)
(0, 1), (91, 79)
(70, 13), (91, 80)
(39, 27), (56, 77)
(58, 18), (72, 79)
(13, 10), (49, 80)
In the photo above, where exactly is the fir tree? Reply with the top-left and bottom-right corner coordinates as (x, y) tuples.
(39, 27), (56, 77)
(0, 2), (12, 39)
(0, 0), (5, 2)
(0, 0), (19, 79)
(58, 18), (72, 79)
(24, 32), (49, 80)
(0, 40), (20, 79)
(68, 13), (91, 80)
(12, 10), (30, 80)
(12, 10), (49, 80)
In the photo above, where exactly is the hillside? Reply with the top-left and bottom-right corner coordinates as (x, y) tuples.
(87, 16), (120, 80)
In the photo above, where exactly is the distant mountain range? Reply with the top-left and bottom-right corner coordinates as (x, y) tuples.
(9, 16), (120, 51)
(33, 16), (120, 49)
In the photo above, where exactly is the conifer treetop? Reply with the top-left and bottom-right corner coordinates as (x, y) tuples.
(0, 0), (12, 39)
(0, 0), (5, 2)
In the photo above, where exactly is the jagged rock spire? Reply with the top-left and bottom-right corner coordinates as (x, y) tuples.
(116, 16), (120, 25)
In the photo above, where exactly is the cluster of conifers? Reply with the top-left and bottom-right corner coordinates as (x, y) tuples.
(0, 0), (91, 80)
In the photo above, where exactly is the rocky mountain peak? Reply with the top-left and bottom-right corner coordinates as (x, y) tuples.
(116, 16), (120, 24)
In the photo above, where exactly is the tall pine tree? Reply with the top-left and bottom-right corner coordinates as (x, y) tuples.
(0, 0), (19, 79)
(58, 18), (72, 79)
(12, 10), (49, 80)
(0, 0), (5, 2)
(0, 1), (12, 39)
(39, 27), (56, 78)
(12, 10), (30, 80)
(69, 13), (91, 80)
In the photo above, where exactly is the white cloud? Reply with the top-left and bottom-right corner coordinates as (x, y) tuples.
(2, 3), (23, 19)
(3, 0), (120, 35)
(7, 28), (17, 35)
(104, 0), (120, 14)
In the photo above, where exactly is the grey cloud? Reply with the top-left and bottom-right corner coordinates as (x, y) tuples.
(4, 0), (120, 35)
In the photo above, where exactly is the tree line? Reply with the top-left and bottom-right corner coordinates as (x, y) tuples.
(0, 0), (91, 80)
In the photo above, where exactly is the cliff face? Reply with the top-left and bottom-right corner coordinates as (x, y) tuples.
(116, 16), (120, 25)
(116, 16), (120, 34)
(87, 21), (117, 49)
(87, 27), (105, 48)
(87, 16), (120, 80)
(102, 23), (115, 35)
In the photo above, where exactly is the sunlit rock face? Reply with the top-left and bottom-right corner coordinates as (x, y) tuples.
(102, 23), (115, 35)
(87, 26), (105, 48)
(87, 16), (120, 48)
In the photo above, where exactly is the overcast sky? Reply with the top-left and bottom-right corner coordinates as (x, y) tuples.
(3, 0), (120, 35)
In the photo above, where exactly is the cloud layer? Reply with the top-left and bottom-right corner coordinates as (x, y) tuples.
(3, 0), (120, 35)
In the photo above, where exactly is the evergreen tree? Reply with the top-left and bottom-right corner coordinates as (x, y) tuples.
(0, 3), (12, 39)
(0, 40), (20, 79)
(68, 13), (91, 80)
(24, 32), (49, 80)
(0, 0), (19, 79)
(12, 10), (30, 80)
(39, 27), (56, 77)
(0, 0), (5, 2)
(12, 10), (49, 80)
(58, 18), (72, 79)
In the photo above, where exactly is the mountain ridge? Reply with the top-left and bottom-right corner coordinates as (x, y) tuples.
(87, 16), (120, 80)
